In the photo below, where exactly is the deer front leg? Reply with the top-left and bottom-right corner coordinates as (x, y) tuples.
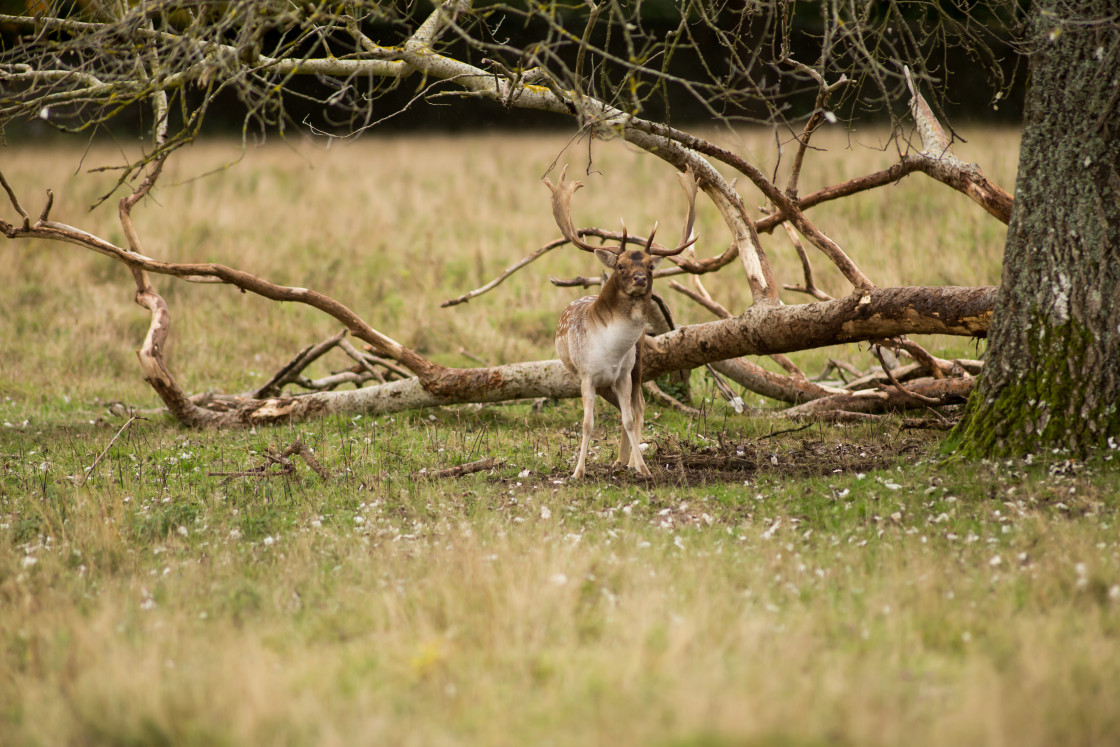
(572, 377), (597, 479)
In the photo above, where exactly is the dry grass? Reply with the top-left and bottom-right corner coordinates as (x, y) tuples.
(5, 127), (1120, 747)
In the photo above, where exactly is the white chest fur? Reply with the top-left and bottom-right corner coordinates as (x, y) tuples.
(556, 296), (647, 388)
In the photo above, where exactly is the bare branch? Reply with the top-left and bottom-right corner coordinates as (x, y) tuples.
(80, 415), (143, 485)
(253, 330), (349, 399)
(0, 170), (31, 227)
(425, 457), (504, 479)
(443, 237), (567, 307)
(873, 345), (942, 406)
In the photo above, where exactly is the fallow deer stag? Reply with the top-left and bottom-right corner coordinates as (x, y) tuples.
(545, 165), (698, 479)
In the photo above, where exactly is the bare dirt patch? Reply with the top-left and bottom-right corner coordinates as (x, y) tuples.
(536, 430), (940, 488)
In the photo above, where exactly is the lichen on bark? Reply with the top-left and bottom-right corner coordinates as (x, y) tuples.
(951, 317), (1119, 457)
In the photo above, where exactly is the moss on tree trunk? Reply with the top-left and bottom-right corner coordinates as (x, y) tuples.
(952, 0), (1120, 458)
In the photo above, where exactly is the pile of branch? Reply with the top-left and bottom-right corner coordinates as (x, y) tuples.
(0, 4), (1012, 429)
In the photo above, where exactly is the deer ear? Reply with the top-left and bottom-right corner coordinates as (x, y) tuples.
(595, 248), (618, 269)
(648, 253), (664, 268)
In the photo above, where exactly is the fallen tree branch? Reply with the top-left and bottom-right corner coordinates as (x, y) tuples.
(1, 169), (997, 428)
(208, 440), (331, 480)
(842, 358), (983, 391)
(424, 457), (503, 478)
(783, 376), (976, 419)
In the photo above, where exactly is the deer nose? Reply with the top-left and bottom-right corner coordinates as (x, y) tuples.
(633, 273), (647, 286)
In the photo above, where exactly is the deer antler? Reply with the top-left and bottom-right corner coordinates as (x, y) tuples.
(543, 164), (698, 257)
(543, 165), (620, 254)
(647, 166), (698, 257)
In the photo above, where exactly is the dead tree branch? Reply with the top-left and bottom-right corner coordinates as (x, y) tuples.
(425, 457), (504, 478)
(253, 330), (349, 399)
(209, 440), (331, 481)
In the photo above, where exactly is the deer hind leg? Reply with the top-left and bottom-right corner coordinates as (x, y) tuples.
(572, 378), (597, 479)
(615, 393), (632, 470)
(628, 341), (646, 472)
(613, 372), (651, 477)
(627, 372), (646, 471)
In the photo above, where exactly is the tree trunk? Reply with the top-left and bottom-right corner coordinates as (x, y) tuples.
(952, 0), (1120, 458)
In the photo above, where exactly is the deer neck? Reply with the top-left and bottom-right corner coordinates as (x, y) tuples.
(591, 273), (652, 329)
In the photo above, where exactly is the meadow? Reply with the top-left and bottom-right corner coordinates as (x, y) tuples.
(2, 127), (1119, 746)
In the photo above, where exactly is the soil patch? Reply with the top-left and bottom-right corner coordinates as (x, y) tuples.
(543, 432), (938, 487)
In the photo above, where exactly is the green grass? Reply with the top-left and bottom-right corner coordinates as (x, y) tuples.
(3, 128), (1120, 745)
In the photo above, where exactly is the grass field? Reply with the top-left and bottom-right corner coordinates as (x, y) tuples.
(3, 127), (1119, 746)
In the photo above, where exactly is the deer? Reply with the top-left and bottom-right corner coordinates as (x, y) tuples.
(544, 165), (698, 479)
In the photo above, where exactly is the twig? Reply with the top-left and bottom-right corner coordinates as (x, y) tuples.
(900, 417), (956, 431)
(457, 347), (489, 366)
(360, 348), (415, 379)
(295, 370), (376, 391)
(873, 345), (942, 405)
(803, 410), (883, 423)
(550, 274), (604, 288)
(782, 61), (849, 198)
(667, 280), (728, 318)
(285, 440), (331, 479)
(209, 440), (331, 480)
(80, 415), (143, 485)
(815, 359), (863, 384)
(780, 221), (832, 301)
(705, 363), (738, 404)
(442, 237), (566, 306)
(338, 338), (386, 383)
(253, 329), (348, 398)
(0, 169), (31, 226)
(874, 336), (945, 379)
(759, 421), (813, 439)
(643, 381), (700, 416)
(424, 456), (503, 478)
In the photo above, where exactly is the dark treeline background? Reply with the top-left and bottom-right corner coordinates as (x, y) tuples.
(1, 1), (1027, 140)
